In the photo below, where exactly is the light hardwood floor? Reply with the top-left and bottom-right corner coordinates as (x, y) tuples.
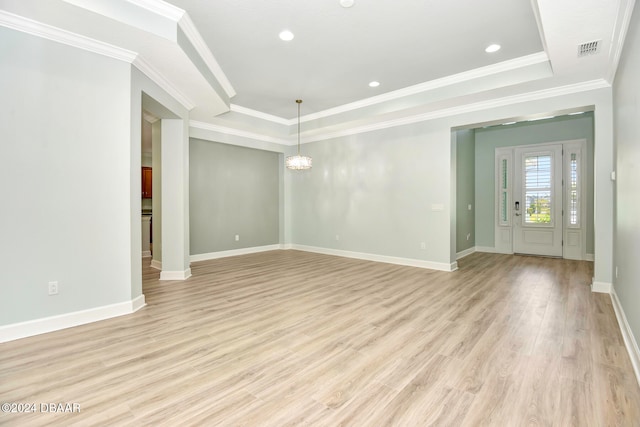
(1, 251), (639, 426)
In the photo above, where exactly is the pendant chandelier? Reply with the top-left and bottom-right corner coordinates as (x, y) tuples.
(285, 99), (312, 170)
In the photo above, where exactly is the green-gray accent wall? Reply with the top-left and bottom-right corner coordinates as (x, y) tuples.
(474, 113), (595, 253)
(189, 139), (280, 254)
(456, 129), (476, 253)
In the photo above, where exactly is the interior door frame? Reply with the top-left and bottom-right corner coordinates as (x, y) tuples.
(494, 139), (588, 259)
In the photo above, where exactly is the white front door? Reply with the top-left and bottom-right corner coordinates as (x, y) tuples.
(512, 144), (563, 256)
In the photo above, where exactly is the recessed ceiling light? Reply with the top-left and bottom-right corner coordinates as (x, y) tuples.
(485, 44), (501, 53)
(568, 111), (585, 115)
(279, 30), (294, 41)
(502, 122), (517, 126)
(340, 0), (355, 8)
(369, 81), (380, 88)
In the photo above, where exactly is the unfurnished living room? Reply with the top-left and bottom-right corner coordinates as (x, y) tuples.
(1, 0), (640, 425)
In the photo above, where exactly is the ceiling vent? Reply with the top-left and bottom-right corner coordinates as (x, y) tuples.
(578, 40), (601, 57)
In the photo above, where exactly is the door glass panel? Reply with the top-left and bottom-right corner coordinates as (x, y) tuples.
(569, 153), (579, 226)
(500, 158), (509, 224)
(524, 155), (552, 224)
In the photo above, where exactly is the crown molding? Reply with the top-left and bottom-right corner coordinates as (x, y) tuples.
(192, 79), (608, 146)
(229, 52), (550, 126)
(230, 104), (291, 126)
(178, 13), (236, 98)
(124, 0), (185, 21)
(0, 8), (198, 112)
(142, 111), (159, 123)
(190, 120), (290, 145)
(0, 10), (138, 63)
(607, 0), (636, 83)
(80, 0), (235, 99)
(301, 52), (550, 123)
(133, 56), (196, 110)
(301, 79), (610, 143)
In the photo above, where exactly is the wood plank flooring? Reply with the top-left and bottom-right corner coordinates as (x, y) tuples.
(1, 251), (639, 426)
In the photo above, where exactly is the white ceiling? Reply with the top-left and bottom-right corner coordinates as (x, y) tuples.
(164, 0), (544, 118)
(0, 0), (635, 126)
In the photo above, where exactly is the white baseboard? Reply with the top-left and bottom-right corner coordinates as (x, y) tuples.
(282, 243), (293, 250)
(611, 286), (640, 387)
(142, 250), (151, 258)
(456, 246), (476, 260)
(475, 246), (498, 253)
(290, 244), (456, 272)
(585, 253), (595, 261)
(160, 268), (192, 281)
(190, 244), (282, 262)
(591, 281), (612, 293)
(150, 259), (162, 270)
(131, 294), (146, 312)
(0, 295), (146, 343)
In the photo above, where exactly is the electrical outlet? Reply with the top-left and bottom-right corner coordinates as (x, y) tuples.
(235, 234), (239, 241)
(468, 204), (472, 211)
(615, 266), (619, 278)
(48, 281), (58, 295)
(466, 233), (471, 241)
(420, 242), (426, 250)
(335, 235), (340, 241)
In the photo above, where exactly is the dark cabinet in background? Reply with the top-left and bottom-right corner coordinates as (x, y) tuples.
(142, 167), (152, 198)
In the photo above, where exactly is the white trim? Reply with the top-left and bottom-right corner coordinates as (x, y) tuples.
(123, 0), (235, 97)
(178, 13), (235, 98)
(189, 121), (290, 145)
(190, 244), (282, 262)
(229, 105), (290, 126)
(591, 281), (612, 293)
(142, 250), (151, 258)
(0, 296), (146, 343)
(0, 10), (138, 63)
(585, 253), (595, 261)
(456, 247), (476, 260)
(611, 285), (640, 387)
(301, 80), (610, 144)
(159, 268), (192, 281)
(607, 0), (637, 83)
(143, 111), (159, 123)
(131, 294), (146, 312)
(124, 0), (185, 21)
(475, 246), (503, 254)
(299, 52), (549, 123)
(282, 243), (294, 250)
(150, 259), (162, 270)
(196, 79), (609, 146)
(289, 244), (456, 272)
(133, 57), (195, 110)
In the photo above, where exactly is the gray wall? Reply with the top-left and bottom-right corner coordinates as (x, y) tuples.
(0, 28), (133, 325)
(474, 113), (595, 253)
(189, 139), (280, 254)
(456, 129), (476, 253)
(291, 123), (453, 265)
(613, 3), (640, 363)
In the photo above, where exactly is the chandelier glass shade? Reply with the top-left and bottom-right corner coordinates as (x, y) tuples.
(286, 99), (312, 170)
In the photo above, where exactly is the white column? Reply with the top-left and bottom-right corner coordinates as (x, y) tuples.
(160, 119), (191, 280)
